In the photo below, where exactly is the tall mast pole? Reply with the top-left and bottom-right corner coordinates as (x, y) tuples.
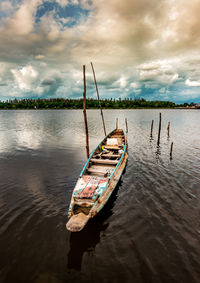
(83, 65), (89, 159)
(90, 62), (107, 136)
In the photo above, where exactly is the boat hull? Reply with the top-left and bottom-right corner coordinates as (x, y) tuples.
(66, 129), (128, 232)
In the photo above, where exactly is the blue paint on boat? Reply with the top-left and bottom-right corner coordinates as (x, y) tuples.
(109, 129), (127, 180)
(80, 129), (117, 177)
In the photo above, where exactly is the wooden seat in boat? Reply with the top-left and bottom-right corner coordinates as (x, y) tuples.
(86, 168), (109, 177)
(104, 145), (121, 150)
(101, 154), (121, 158)
(111, 135), (124, 138)
(90, 158), (119, 165)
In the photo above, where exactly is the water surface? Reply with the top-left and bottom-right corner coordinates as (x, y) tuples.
(0, 109), (200, 283)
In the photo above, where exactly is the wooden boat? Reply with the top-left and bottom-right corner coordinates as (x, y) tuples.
(66, 128), (128, 232)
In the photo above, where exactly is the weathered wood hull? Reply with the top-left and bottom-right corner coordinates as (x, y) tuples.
(66, 128), (128, 232)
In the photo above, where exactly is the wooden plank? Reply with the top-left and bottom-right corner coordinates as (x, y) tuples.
(110, 137), (124, 141)
(150, 120), (154, 137)
(91, 158), (119, 165)
(104, 145), (121, 150)
(101, 154), (121, 158)
(125, 118), (128, 133)
(157, 112), (161, 146)
(111, 137), (124, 141)
(91, 164), (114, 170)
(87, 168), (108, 176)
(111, 135), (124, 137)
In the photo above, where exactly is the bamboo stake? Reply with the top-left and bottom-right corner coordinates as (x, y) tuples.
(83, 65), (89, 159)
(90, 62), (106, 136)
(157, 113), (161, 146)
(116, 118), (118, 129)
(167, 122), (170, 138)
(170, 142), (173, 159)
(150, 120), (154, 137)
(125, 118), (128, 133)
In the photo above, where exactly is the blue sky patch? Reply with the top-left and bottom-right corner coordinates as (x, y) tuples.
(35, 1), (90, 27)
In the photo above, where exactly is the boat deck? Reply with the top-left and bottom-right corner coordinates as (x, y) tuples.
(85, 129), (125, 177)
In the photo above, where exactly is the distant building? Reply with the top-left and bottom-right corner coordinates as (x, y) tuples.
(196, 103), (200, 109)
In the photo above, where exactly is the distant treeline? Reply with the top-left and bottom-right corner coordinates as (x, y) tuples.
(0, 98), (197, 109)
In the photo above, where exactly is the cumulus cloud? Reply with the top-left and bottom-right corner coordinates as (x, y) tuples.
(130, 82), (139, 88)
(35, 54), (45, 59)
(11, 65), (38, 90)
(117, 77), (127, 88)
(6, 0), (42, 35)
(55, 0), (79, 6)
(0, 0), (200, 102)
(0, 1), (13, 13)
(139, 63), (160, 71)
(138, 60), (180, 88)
(185, 79), (200, 87)
(55, 0), (69, 7)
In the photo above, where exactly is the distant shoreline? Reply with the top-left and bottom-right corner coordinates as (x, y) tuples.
(0, 98), (199, 110)
(0, 107), (199, 110)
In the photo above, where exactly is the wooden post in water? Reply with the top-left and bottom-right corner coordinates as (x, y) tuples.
(150, 120), (154, 137)
(157, 113), (162, 146)
(83, 65), (89, 159)
(167, 122), (170, 138)
(116, 118), (118, 129)
(125, 118), (128, 133)
(91, 62), (107, 136)
(170, 142), (173, 159)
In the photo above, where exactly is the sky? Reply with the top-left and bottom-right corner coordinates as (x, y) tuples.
(0, 0), (200, 103)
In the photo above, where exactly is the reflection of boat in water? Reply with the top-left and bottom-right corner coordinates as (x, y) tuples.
(66, 128), (128, 232)
(67, 212), (109, 271)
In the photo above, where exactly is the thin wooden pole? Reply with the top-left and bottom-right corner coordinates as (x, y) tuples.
(150, 120), (154, 137)
(83, 65), (89, 159)
(167, 122), (170, 138)
(170, 142), (173, 159)
(157, 113), (161, 146)
(125, 118), (128, 133)
(116, 118), (118, 129)
(90, 62), (106, 136)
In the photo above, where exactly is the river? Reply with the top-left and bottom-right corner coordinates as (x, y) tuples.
(0, 109), (199, 283)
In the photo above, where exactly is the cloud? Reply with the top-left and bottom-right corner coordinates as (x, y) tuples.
(35, 54), (45, 59)
(138, 60), (181, 88)
(6, 0), (42, 35)
(139, 63), (160, 71)
(0, 0), (200, 102)
(55, 0), (69, 7)
(39, 77), (62, 97)
(130, 82), (139, 88)
(0, 1), (13, 13)
(117, 77), (127, 88)
(11, 65), (38, 90)
(55, 0), (79, 7)
(185, 79), (200, 87)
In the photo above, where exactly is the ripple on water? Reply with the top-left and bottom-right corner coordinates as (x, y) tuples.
(0, 109), (200, 283)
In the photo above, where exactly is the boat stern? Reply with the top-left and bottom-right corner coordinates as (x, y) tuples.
(66, 175), (109, 231)
(66, 213), (89, 232)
